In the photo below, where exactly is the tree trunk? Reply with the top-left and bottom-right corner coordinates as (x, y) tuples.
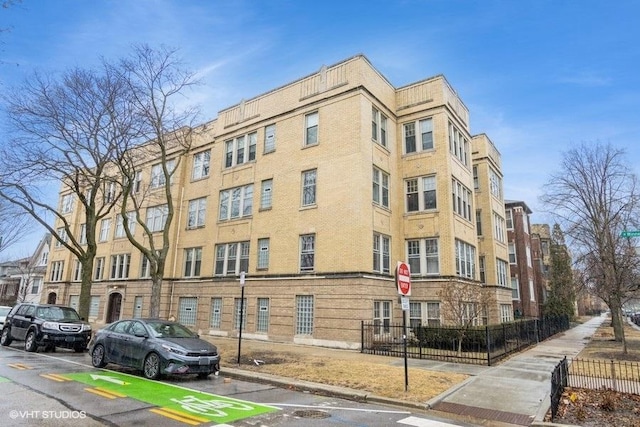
(149, 275), (162, 318)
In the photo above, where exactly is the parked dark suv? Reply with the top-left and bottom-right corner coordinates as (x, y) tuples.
(0, 303), (92, 352)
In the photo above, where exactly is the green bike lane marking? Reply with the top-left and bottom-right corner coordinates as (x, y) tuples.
(0, 376), (10, 383)
(63, 371), (278, 424)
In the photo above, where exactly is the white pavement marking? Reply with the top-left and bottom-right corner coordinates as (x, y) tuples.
(398, 415), (463, 426)
(267, 403), (410, 414)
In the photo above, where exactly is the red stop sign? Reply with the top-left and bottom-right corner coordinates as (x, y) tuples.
(397, 262), (411, 296)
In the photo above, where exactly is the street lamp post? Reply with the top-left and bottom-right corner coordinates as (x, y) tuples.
(236, 271), (246, 365)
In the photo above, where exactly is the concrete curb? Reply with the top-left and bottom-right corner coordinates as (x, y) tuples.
(424, 375), (477, 409)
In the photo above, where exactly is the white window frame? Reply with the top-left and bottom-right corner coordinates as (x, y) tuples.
(497, 258), (508, 287)
(405, 175), (436, 212)
(61, 194), (74, 214)
(73, 260), (82, 282)
(150, 159), (176, 189)
(184, 247), (202, 277)
(407, 238), (439, 276)
(146, 204), (168, 232)
(99, 219), (111, 242)
(493, 211), (506, 243)
(373, 300), (391, 334)
(511, 277), (520, 300)
(372, 106), (388, 147)
(224, 132), (257, 168)
(260, 179), (273, 210)
(50, 261), (64, 282)
(264, 124), (276, 153)
(210, 298), (223, 329)
(373, 167), (389, 208)
(301, 169), (317, 207)
(110, 254), (131, 279)
(304, 112), (318, 146)
(295, 295), (314, 335)
(219, 184), (253, 221)
(187, 197), (207, 229)
(299, 234), (315, 272)
(115, 212), (136, 238)
(257, 238), (269, 270)
(455, 239), (476, 279)
(373, 233), (390, 274)
(192, 150), (211, 180)
(452, 179), (473, 221)
(489, 167), (502, 199)
(448, 121), (469, 166)
(94, 257), (104, 281)
(256, 297), (269, 333)
(215, 241), (250, 276)
(508, 242), (517, 264)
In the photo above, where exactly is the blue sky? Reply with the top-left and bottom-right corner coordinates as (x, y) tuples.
(1, 0), (639, 258)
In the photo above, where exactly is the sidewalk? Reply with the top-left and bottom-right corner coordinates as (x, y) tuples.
(222, 314), (608, 426)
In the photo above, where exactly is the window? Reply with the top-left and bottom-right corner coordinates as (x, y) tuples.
(234, 298), (247, 330)
(476, 210), (483, 236)
(260, 179), (273, 210)
(50, 261), (64, 282)
(210, 298), (222, 329)
(257, 238), (269, 269)
(508, 242), (517, 264)
(405, 175), (436, 212)
(489, 168), (502, 199)
(224, 132), (257, 168)
(89, 296), (100, 318)
(479, 256), (486, 283)
(295, 295), (314, 335)
(529, 279), (536, 302)
(500, 304), (513, 323)
(409, 301), (441, 328)
(373, 233), (390, 274)
(373, 167), (389, 208)
(133, 296), (143, 318)
(452, 179), (472, 221)
(511, 277), (520, 300)
(99, 219), (111, 242)
(407, 238), (439, 276)
(409, 302), (422, 329)
(94, 257), (104, 280)
(178, 297), (197, 326)
(372, 107), (388, 147)
(215, 241), (250, 276)
(301, 169), (316, 206)
(264, 124), (276, 153)
(497, 258), (508, 287)
(304, 112), (318, 146)
(110, 254), (131, 279)
(403, 118), (433, 154)
(526, 245), (532, 267)
(115, 212), (136, 238)
(73, 260), (82, 282)
(132, 171), (142, 194)
(150, 159), (176, 189)
(184, 247), (202, 277)
(31, 278), (41, 294)
(473, 166), (479, 190)
(256, 298), (269, 333)
(69, 295), (79, 311)
(187, 197), (207, 229)
(104, 181), (116, 203)
(455, 240), (476, 279)
(505, 209), (514, 229)
(79, 223), (87, 245)
(462, 302), (480, 326)
(61, 194), (74, 214)
(218, 184), (253, 221)
(300, 234), (315, 272)
(192, 150), (211, 180)
(146, 204), (168, 232)
(373, 300), (391, 334)
(494, 212), (506, 243)
(55, 227), (68, 248)
(448, 122), (469, 166)
(140, 254), (151, 278)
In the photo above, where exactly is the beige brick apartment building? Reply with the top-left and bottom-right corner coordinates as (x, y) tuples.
(45, 55), (513, 349)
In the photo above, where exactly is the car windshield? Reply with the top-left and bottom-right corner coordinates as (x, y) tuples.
(36, 306), (81, 321)
(0, 307), (10, 316)
(147, 321), (196, 338)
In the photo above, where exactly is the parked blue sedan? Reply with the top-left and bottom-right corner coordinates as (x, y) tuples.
(90, 318), (220, 380)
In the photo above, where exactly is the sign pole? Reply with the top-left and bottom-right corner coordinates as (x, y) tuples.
(396, 261), (411, 392)
(236, 271), (246, 366)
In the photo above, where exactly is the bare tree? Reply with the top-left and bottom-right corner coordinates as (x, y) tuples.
(0, 199), (34, 255)
(540, 142), (640, 346)
(438, 281), (493, 356)
(115, 45), (200, 318)
(0, 66), (136, 319)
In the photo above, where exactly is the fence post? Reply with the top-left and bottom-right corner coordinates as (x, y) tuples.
(361, 321), (364, 353)
(610, 360), (617, 392)
(486, 325), (492, 366)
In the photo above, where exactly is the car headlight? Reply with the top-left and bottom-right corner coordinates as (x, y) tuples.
(161, 344), (187, 355)
(42, 321), (59, 330)
(81, 324), (92, 332)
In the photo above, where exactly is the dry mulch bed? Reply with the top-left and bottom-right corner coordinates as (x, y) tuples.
(550, 387), (640, 427)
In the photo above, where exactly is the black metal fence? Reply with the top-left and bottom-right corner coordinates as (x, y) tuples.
(549, 357), (640, 421)
(361, 315), (570, 366)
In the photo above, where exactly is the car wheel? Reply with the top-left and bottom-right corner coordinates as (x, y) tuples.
(197, 372), (210, 379)
(0, 328), (12, 346)
(24, 331), (38, 352)
(91, 344), (107, 368)
(143, 352), (161, 380)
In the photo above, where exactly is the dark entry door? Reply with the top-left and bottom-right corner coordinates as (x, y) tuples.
(106, 293), (122, 323)
(47, 292), (57, 304)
